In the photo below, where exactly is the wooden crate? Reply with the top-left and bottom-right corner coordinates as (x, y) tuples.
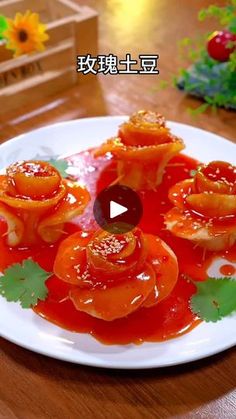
(0, 0), (98, 113)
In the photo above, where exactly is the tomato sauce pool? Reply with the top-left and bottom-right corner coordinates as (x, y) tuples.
(0, 151), (234, 345)
(219, 264), (236, 276)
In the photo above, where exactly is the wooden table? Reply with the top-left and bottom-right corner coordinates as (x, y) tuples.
(0, 1), (235, 418)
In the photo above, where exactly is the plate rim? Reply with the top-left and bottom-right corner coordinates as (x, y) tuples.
(1, 116), (235, 150)
(0, 115), (235, 369)
(1, 321), (235, 369)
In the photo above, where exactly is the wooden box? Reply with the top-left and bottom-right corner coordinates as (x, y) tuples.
(0, 0), (98, 113)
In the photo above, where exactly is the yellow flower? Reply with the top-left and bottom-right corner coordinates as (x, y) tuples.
(4, 10), (49, 57)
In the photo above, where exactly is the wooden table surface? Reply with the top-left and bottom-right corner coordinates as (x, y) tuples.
(0, 1), (235, 418)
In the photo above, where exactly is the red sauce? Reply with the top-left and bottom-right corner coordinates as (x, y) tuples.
(204, 161), (236, 186)
(0, 152), (234, 345)
(222, 245), (236, 263)
(219, 264), (236, 276)
(35, 274), (200, 345)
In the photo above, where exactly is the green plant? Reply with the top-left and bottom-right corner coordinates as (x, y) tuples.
(158, 1), (236, 114)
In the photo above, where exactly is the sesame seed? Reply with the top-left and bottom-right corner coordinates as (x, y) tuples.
(89, 234), (127, 257)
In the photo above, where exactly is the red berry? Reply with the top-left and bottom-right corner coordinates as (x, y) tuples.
(207, 30), (236, 62)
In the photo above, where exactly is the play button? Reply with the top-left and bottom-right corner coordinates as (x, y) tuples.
(110, 201), (128, 219)
(93, 185), (143, 234)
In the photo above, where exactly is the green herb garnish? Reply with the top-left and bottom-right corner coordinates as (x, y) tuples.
(0, 259), (52, 308)
(190, 277), (236, 322)
(48, 159), (70, 178)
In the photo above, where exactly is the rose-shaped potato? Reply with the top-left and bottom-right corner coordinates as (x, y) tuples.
(165, 161), (236, 251)
(119, 111), (169, 146)
(0, 160), (90, 247)
(94, 111), (185, 190)
(53, 228), (178, 321)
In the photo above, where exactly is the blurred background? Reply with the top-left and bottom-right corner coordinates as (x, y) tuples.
(0, 0), (235, 142)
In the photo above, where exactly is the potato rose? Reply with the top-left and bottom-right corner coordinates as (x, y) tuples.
(165, 161), (236, 251)
(94, 110), (185, 190)
(0, 160), (90, 247)
(53, 228), (179, 321)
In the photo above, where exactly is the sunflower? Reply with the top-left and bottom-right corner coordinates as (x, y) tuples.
(4, 10), (49, 57)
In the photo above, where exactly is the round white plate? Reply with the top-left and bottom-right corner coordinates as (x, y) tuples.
(0, 117), (235, 369)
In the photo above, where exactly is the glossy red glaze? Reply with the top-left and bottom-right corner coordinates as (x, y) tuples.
(0, 151), (234, 344)
(220, 264), (236, 277)
(6, 160), (61, 200)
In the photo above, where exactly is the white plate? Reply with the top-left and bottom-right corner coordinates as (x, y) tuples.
(0, 117), (235, 369)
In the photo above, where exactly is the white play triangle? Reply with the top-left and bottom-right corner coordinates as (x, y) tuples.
(110, 200), (128, 219)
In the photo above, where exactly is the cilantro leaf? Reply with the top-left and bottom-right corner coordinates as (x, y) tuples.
(48, 159), (69, 178)
(0, 259), (52, 308)
(190, 278), (236, 322)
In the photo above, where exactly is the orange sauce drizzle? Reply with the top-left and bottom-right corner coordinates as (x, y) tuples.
(0, 151), (234, 345)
